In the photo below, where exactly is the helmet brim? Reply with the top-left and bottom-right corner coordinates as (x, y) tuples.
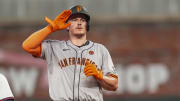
(67, 13), (90, 22)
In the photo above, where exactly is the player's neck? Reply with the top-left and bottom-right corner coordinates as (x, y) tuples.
(69, 34), (87, 47)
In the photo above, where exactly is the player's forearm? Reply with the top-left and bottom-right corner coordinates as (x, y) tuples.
(98, 75), (118, 91)
(22, 25), (52, 50)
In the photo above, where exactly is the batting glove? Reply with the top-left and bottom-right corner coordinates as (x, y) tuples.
(84, 61), (103, 80)
(45, 10), (72, 32)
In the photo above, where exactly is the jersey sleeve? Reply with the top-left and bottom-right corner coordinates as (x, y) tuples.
(40, 40), (52, 60)
(40, 40), (64, 65)
(0, 74), (14, 100)
(100, 45), (118, 77)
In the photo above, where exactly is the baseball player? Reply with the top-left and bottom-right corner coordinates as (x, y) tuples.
(22, 5), (118, 101)
(0, 73), (14, 101)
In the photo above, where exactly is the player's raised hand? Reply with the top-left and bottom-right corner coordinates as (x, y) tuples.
(45, 10), (72, 32)
(84, 61), (103, 80)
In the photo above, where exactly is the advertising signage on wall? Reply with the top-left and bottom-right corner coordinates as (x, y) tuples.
(0, 50), (179, 100)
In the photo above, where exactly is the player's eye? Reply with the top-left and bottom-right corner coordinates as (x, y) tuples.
(81, 19), (86, 22)
(72, 18), (78, 21)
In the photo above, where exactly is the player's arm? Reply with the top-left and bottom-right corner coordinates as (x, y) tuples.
(97, 74), (118, 91)
(84, 62), (118, 91)
(22, 10), (72, 57)
(22, 26), (52, 57)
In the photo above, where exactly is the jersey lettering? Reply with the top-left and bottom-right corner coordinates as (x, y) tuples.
(59, 57), (97, 69)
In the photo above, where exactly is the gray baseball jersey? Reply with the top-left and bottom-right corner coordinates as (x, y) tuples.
(40, 40), (116, 101)
(0, 74), (14, 100)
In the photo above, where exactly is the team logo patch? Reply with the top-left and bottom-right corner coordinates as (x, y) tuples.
(76, 5), (82, 12)
(89, 51), (94, 55)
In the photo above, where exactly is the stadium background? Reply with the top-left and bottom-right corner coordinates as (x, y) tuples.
(0, 0), (180, 101)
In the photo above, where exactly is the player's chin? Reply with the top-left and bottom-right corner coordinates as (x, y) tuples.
(73, 33), (85, 38)
(75, 29), (86, 34)
(74, 32), (86, 35)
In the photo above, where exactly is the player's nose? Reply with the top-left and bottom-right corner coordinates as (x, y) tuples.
(77, 20), (82, 25)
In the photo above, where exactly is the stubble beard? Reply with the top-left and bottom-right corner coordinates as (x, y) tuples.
(74, 33), (86, 39)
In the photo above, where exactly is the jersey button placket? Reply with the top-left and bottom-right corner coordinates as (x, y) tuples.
(74, 50), (82, 100)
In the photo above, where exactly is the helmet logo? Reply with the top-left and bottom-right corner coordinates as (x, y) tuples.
(76, 6), (82, 12)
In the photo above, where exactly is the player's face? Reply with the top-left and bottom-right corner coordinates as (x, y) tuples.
(67, 14), (87, 35)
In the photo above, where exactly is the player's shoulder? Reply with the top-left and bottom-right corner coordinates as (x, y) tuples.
(43, 39), (66, 45)
(43, 39), (65, 43)
(0, 73), (6, 80)
(93, 41), (108, 50)
(0, 74), (14, 100)
(91, 41), (110, 54)
(0, 73), (8, 83)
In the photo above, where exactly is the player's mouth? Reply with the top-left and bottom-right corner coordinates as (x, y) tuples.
(76, 27), (83, 29)
(76, 28), (84, 30)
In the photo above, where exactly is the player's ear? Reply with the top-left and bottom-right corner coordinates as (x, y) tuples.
(66, 26), (69, 32)
(67, 26), (69, 30)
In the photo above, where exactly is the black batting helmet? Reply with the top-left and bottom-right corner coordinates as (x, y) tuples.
(68, 5), (90, 31)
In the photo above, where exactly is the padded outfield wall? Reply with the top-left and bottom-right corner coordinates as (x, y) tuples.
(0, 21), (180, 101)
